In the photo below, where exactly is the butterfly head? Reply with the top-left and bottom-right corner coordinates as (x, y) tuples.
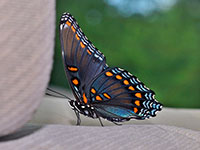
(69, 100), (97, 118)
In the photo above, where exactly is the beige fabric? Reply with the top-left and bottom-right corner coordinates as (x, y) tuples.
(30, 90), (200, 131)
(0, 1), (200, 149)
(0, 124), (200, 150)
(0, 0), (55, 136)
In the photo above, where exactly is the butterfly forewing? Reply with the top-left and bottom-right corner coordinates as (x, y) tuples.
(60, 13), (107, 102)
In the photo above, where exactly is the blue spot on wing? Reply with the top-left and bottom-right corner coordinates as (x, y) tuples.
(98, 106), (137, 118)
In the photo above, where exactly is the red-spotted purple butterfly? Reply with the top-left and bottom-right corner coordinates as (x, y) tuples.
(59, 12), (162, 126)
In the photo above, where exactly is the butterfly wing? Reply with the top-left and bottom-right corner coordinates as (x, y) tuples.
(60, 13), (107, 102)
(88, 67), (162, 122)
(60, 12), (162, 123)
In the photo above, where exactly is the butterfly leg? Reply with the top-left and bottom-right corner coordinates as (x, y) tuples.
(94, 111), (104, 127)
(98, 117), (104, 127)
(112, 122), (122, 126)
(74, 110), (81, 125)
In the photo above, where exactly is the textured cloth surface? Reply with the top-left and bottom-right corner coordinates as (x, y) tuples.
(30, 92), (200, 131)
(0, 1), (200, 149)
(0, 0), (55, 136)
(0, 124), (200, 150)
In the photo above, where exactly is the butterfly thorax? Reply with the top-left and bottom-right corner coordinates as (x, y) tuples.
(69, 100), (97, 119)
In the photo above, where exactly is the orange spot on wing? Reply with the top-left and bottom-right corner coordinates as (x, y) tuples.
(66, 21), (71, 26)
(91, 88), (96, 94)
(135, 100), (140, 106)
(123, 80), (129, 85)
(128, 86), (135, 91)
(135, 93), (142, 98)
(71, 26), (76, 32)
(87, 49), (92, 55)
(103, 93), (111, 99)
(80, 42), (85, 48)
(83, 93), (88, 103)
(96, 95), (102, 101)
(116, 75), (122, 80)
(134, 107), (138, 113)
(68, 66), (78, 72)
(105, 72), (113, 76)
(72, 79), (79, 85)
(75, 34), (80, 40)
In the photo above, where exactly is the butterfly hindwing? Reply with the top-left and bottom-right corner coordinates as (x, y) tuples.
(60, 13), (107, 102)
(88, 67), (162, 122)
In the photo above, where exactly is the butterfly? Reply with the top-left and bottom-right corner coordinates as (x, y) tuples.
(59, 12), (162, 126)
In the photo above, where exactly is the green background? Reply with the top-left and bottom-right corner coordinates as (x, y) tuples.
(50, 0), (200, 108)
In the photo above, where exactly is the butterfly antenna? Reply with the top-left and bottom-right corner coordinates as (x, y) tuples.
(46, 92), (66, 99)
(46, 87), (74, 101)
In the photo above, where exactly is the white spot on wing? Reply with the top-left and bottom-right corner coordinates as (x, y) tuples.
(122, 73), (127, 78)
(118, 68), (124, 71)
(84, 110), (89, 115)
(94, 54), (99, 58)
(99, 57), (103, 61)
(60, 24), (63, 30)
(112, 69), (117, 74)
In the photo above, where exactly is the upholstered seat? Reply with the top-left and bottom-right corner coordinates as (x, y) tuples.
(0, 1), (199, 149)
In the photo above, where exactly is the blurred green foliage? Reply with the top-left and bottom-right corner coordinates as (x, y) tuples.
(50, 0), (200, 108)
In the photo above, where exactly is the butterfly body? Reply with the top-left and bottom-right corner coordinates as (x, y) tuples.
(60, 12), (162, 125)
(69, 100), (97, 119)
